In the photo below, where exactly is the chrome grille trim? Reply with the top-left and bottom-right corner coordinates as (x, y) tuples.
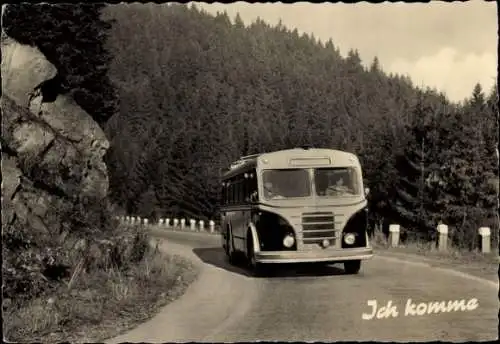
(301, 212), (337, 246)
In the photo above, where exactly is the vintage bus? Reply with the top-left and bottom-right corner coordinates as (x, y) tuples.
(219, 147), (373, 275)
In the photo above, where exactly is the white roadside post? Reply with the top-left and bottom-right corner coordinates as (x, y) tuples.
(173, 218), (179, 229)
(144, 218), (148, 226)
(131, 216), (136, 225)
(209, 220), (215, 233)
(137, 217), (142, 226)
(478, 227), (491, 254)
(389, 224), (400, 248)
(159, 218), (164, 227)
(190, 219), (196, 231)
(199, 220), (205, 232)
(180, 218), (186, 230)
(165, 218), (170, 228)
(437, 223), (448, 252)
(126, 216), (130, 223)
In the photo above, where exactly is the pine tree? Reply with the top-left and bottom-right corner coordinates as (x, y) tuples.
(369, 56), (381, 73)
(389, 98), (447, 239)
(2, 3), (117, 124)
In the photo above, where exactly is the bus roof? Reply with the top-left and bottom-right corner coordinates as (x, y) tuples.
(222, 154), (260, 180)
(222, 148), (360, 180)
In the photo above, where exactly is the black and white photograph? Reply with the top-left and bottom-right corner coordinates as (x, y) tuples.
(1, 1), (499, 342)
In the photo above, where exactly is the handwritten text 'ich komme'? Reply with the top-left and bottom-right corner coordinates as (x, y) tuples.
(362, 298), (478, 320)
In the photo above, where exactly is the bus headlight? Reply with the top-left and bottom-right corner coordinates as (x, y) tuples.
(344, 233), (356, 245)
(283, 234), (295, 248)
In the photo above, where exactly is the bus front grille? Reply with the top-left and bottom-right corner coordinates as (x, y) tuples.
(301, 212), (336, 245)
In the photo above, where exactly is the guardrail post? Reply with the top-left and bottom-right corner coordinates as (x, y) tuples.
(137, 217), (141, 225)
(144, 218), (148, 226)
(389, 224), (400, 248)
(209, 220), (215, 233)
(173, 218), (179, 228)
(126, 216), (130, 223)
(437, 224), (448, 252)
(180, 218), (186, 230)
(166, 218), (170, 228)
(131, 216), (136, 225)
(159, 218), (164, 226)
(199, 220), (205, 232)
(190, 219), (196, 231)
(478, 227), (491, 253)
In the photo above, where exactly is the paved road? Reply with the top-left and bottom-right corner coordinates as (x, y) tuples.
(108, 230), (499, 343)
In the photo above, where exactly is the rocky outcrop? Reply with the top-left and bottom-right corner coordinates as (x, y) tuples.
(2, 35), (109, 228)
(1, 35), (111, 297)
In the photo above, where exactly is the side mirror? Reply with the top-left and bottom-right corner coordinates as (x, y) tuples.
(364, 187), (370, 196)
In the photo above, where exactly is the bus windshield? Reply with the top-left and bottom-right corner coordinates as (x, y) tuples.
(314, 167), (360, 196)
(262, 169), (311, 200)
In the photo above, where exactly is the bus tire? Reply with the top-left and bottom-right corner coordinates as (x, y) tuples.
(224, 226), (231, 255)
(226, 228), (237, 265)
(344, 260), (361, 274)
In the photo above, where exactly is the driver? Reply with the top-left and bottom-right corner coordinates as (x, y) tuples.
(325, 174), (350, 195)
(334, 177), (350, 192)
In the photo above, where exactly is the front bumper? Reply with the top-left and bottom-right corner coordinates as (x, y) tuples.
(254, 247), (373, 264)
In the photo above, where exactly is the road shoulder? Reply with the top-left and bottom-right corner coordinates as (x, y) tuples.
(375, 248), (499, 284)
(106, 238), (262, 343)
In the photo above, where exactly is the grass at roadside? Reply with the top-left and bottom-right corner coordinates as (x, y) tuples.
(371, 230), (499, 282)
(3, 239), (199, 343)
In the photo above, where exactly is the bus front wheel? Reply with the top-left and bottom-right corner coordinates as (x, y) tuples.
(344, 260), (361, 274)
(247, 233), (266, 277)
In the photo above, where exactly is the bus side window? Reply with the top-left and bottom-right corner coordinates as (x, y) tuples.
(235, 176), (242, 204)
(248, 170), (258, 202)
(234, 176), (240, 205)
(228, 180), (234, 205)
(221, 182), (226, 205)
(238, 174), (245, 204)
(243, 173), (250, 202)
(233, 178), (238, 204)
